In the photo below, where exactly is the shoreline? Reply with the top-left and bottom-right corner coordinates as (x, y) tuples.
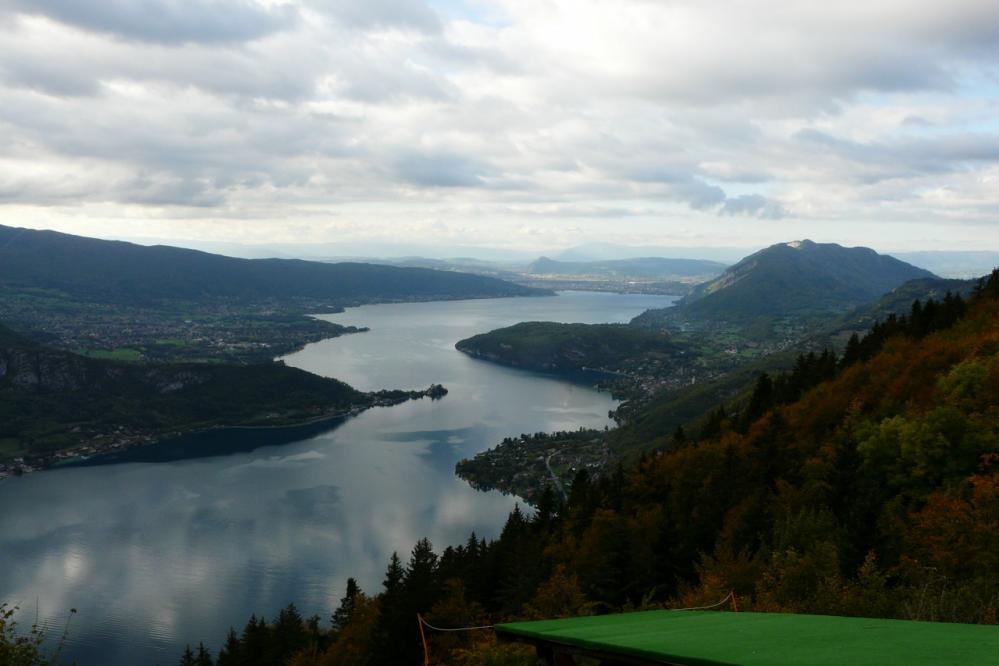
(0, 384), (448, 480)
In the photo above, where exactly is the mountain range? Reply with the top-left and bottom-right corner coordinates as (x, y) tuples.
(890, 251), (999, 279)
(654, 240), (936, 321)
(526, 256), (728, 279)
(0, 225), (545, 307)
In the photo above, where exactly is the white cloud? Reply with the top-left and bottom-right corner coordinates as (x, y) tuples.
(0, 0), (996, 250)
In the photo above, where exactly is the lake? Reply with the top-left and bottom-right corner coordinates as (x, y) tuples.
(0, 291), (676, 665)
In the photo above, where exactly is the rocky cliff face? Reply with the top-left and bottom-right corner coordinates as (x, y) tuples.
(1, 345), (89, 391)
(0, 343), (210, 393)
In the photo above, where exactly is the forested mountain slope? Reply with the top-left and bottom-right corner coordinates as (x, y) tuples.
(0, 321), (416, 467)
(637, 240), (935, 323)
(456, 322), (681, 373)
(0, 224), (545, 306)
(179, 273), (999, 665)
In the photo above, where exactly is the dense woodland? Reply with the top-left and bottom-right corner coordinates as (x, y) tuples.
(0, 325), (365, 464)
(155, 271), (999, 665)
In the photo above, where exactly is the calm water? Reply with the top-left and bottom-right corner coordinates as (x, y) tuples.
(0, 291), (676, 665)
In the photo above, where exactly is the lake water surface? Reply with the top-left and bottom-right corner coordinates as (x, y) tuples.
(0, 291), (676, 665)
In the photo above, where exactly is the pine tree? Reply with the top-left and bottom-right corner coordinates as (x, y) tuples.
(500, 504), (528, 541)
(742, 372), (775, 430)
(404, 538), (440, 617)
(332, 578), (362, 633)
(216, 628), (240, 666)
(369, 552), (410, 664)
(382, 552), (405, 603)
(842, 332), (862, 368)
(534, 485), (560, 533)
(756, 410), (796, 489)
(239, 615), (269, 666)
(700, 404), (728, 439)
(194, 642), (214, 666)
(179, 645), (196, 666)
(269, 604), (308, 662)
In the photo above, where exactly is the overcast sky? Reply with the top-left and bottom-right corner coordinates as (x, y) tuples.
(1, 0), (998, 253)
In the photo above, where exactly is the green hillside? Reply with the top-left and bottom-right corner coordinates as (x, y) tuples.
(456, 322), (680, 373)
(0, 225), (550, 365)
(0, 321), (394, 466)
(0, 224), (547, 307)
(834, 277), (977, 331)
(641, 240), (935, 323)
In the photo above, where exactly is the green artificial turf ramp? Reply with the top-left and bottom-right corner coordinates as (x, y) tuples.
(494, 610), (999, 665)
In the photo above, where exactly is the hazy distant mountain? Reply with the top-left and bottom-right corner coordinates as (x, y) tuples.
(831, 276), (979, 334)
(0, 225), (546, 306)
(526, 256), (728, 279)
(122, 237), (540, 262)
(890, 251), (999, 279)
(118, 236), (759, 265)
(380, 256), (525, 279)
(120, 237), (303, 260)
(856, 276), (978, 315)
(643, 240), (936, 321)
(553, 242), (753, 263)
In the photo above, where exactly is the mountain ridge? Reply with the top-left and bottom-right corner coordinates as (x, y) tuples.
(641, 239), (936, 323)
(526, 256), (728, 279)
(0, 224), (548, 307)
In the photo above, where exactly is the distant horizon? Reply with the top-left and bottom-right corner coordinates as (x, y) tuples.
(6, 221), (999, 279)
(8, 220), (999, 257)
(26, 224), (999, 262)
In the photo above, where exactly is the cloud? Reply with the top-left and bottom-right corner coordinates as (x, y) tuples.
(794, 128), (999, 182)
(311, 0), (442, 33)
(0, 0), (995, 249)
(720, 194), (787, 219)
(394, 151), (496, 187)
(3, 0), (297, 44)
(669, 179), (727, 211)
